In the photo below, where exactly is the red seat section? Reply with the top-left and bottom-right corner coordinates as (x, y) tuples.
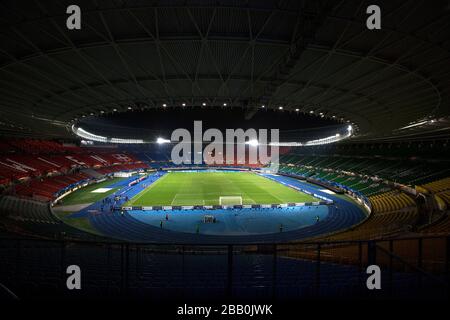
(14, 172), (92, 201)
(0, 176), (10, 186)
(6, 139), (82, 154)
(0, 139), (149, 201)
(0, 140), (15, 154)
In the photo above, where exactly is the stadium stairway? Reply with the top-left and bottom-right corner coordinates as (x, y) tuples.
(81, 168), (104, 179)
(421, 213), (450, 235)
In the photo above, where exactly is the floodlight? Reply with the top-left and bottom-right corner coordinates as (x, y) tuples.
(156, 137), (170, 144)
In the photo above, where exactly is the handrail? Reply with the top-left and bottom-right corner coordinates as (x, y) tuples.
(0, 283), (19, 300)
(0, 234), (448, 247)
(375, 244), (447, 286)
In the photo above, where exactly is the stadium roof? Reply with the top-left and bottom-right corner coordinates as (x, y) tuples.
(0, 0), (449, 140)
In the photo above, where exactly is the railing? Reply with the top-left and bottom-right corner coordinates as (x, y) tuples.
(0, 282), (18, 300)
(0, 235), (448, 300)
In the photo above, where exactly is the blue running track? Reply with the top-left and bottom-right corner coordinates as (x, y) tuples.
(66, 172), (368, 243)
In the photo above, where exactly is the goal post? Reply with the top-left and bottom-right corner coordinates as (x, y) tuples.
(219, 196), (243, 206)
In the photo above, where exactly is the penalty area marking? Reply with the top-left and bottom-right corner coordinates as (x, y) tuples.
(171, 193), (206, 206)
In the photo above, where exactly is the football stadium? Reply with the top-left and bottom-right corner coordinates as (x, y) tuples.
(0, 0), (450, 308)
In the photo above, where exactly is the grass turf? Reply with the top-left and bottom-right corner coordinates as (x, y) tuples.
(126, 171), (318, 206)
(57, 177), (124, 205)
(54, 211), (103, 235)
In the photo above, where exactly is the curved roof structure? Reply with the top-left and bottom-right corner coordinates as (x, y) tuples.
(0, 0), (449, 139)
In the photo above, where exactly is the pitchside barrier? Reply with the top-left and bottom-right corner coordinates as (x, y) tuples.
(279, 173), (371, 212)
(262, 172), (373, 213)
(128, 174), (149, 187)
(260, 173), (334, 204)
(119, 200), (331, 211)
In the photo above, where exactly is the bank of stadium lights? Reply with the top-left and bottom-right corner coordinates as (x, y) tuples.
(156, 137), (170, 144)
(278, 106), (283, 110)
(261, 105), (265, 108)
(202, 102), (207, 106)
(72, 126), (144, 144)
(127, 106), (132, 110)
(268, 124), (353, 147)
(182, 103), (186, 107)
(309, 110), (314, 114)
(110, 138), (144, 144)
(223, 103), (227, 106)
(304, 132), (351, 146)
(162, 103), (167, 107)
(398, 119), (436, 130)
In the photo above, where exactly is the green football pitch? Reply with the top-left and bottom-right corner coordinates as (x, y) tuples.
(125, 171), (318, 206)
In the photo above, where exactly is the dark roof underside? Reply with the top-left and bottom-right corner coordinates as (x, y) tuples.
(0, 0), (449, 140)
